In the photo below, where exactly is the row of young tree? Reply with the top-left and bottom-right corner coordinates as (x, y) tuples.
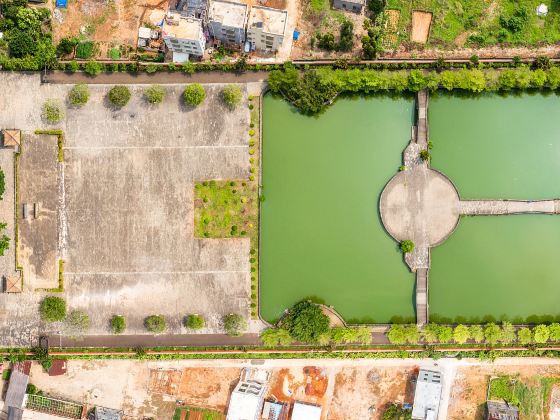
(387, 322), (560, 345)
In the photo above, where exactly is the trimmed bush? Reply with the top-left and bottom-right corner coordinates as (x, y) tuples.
(453, 324), (471, 344)
(400, 240), (414, 253)
(518, 327), (533, 344)
(223, 313), (247, 336)
(68, 84), (90, 107)
(145, 315), (167, 333)
(533, 324), (550, 343)
(221, 85), (242, 109)
(110, 315), (127, 334)
(76, 41), (94, 59)
(183, 84), (206, 106)
(64, 310), (90, 338)
(40, 296), (66, 322)
(184, 314), (205, 330)
(143, 84), (165, 105)
(42, 99), (64, 124)
(84, 60), (103, 76)
(261, 328), (293, 347)
(108, 85), (131, 108)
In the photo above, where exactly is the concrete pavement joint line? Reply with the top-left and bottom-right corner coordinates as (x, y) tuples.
(62, 145), (249, 150)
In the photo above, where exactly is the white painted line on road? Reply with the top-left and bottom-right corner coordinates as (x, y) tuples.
(63, 145), (249, 150)
(64, 270), (248, 275)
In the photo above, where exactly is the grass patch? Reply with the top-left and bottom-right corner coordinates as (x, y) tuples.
(75, 42), (94, 59)
(173, 406), (225, 420)
(488, 375), (560, 418)
(2, 369), (10, 380)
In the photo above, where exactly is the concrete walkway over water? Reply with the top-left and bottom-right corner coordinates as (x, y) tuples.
(380, 89), (560, 326)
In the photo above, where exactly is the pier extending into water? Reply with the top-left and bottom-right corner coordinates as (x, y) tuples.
(379, 89), (560, 326)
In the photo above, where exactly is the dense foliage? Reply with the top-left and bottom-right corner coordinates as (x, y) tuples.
(143, 84), (166, 105)
(382, 403), (412, 420)
(280, 300), (330, 344)
(184, 314), (205, 330)
(268, 65), (560, 114)
(0, 1), (55, 70)
(39, 296), (66, 322)
(0, 169), (5, 200)
(110, 315), (127, 334)
(261, 328), (293, 347)
(108, 85), (131, 108)
(145, 315), (167, 333)
(183, 84), (206, 106)
(223, 313), (247, 336)
(400, 240), (414, 253)
(68, 84), (90, 107)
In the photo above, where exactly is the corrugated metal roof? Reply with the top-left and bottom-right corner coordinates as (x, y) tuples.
(5, 369), (29, 409)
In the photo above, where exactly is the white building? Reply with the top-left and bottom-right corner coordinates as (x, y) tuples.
(162, 11), (206, 61)
(208, 0), (248, 45)
(246, 6), (287, 52)
(411, 369), (443, 420)
(226, 369), (268, 420)
(291, 402), (322, 420)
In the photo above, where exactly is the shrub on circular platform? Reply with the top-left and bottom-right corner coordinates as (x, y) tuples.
(223, 313), (247, 336)
(221, 85), (242, 109)
(40, 296), (66, 322)
(68, 84), (90, 107)
(183, 84), (206, 106)
(110, 315), (127, 334)
(143, 84), (165, 105)
(184, 314), (205, 330)
(108, 85), (131, 108)
(145, 315), (166, 334)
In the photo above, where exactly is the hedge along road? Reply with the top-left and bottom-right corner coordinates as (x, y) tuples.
(41, 70), (269, 84)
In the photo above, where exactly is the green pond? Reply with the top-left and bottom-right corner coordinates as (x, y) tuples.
(260, 94), (415, 323)
(429, 93), (560, 322)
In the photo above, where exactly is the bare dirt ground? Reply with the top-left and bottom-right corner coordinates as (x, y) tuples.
(411, 11), (432, 44)
(550, 385), (560, 420)
(51, 0), (170, 57)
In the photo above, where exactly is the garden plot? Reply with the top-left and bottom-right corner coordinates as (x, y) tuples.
(411, 10), (432, 43)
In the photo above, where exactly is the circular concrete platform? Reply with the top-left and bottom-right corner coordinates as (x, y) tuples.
(380, 167), (460, 247)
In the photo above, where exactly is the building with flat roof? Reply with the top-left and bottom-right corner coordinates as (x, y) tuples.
(411, 369), (443, 420)
(291, 402), (322, 420)
(246, 6), (287, 52)
(333, 0), (365, 13)
(162, 11), (206, 59)
(208, 0), (248, 45)
(486, 400), (519, 420)
(176, 0), (208, 20)
(226, 369), (268, 420)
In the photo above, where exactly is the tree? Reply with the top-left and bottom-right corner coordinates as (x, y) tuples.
(260, 328), (293, 347)
(362, 18), (384, 59)
(223, 313), (247, 336)
(453, 325), (471, 344)
(56, 37), (78, 57)
(183, 84), (206, 106)
(338, 21), (354, 52)
(110, 315), (126, 334)
(533, 324), (550, 343)
(368, 0), (385, 15)
(500, 321), (517, 344)
(436, 325), (453, 343)
(484, 323), (501, 345)
(400, 240), (414, 253)
(84, 60), (103, 76)
(549, 323), (560, 342)
(184, 314), (205, 330)
(64, 310), (90, 338)
(421, 324), (439, 344)
(280, 301), (330, 344)
(316, 32), (336, 51)
(40, 296), (66, 322)
(419, 150), (430, 161)
(8, 29), (36, 58)
(221, 85), (242, 109)
(469, 325), (484, 343)
(42, 99), (64, 124)
(354, 326), (372, 345)
(68, 84), (90, 107)
(108, 85), (131, 108)
(143, 84), (165, 105)
(0, 223), (9, 256)
(517, 327), (533, 344)
(144, 315), (166, 333)
(387, 324), (418, 344)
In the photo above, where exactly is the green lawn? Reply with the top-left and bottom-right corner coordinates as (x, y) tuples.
(172, 406), (225, 420)
(385, 0), (560, 47)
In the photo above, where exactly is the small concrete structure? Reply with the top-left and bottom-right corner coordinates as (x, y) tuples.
(176, 0), (208, 20)
(2, 129), (21, 152)
(4, 275), (21, 293)
(208, 0), (248, 45)
(90, 406), (123, 420)
(411, 369), (442, 420)
(162, 12), (206, 57)
(246, 6), (288, 52)
(332, 0), (365, 13)
(536, 3), (548, 16)
(486, 400), (519, 420)
(291, 402), (322, 420)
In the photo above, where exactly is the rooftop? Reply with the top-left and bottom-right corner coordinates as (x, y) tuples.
(226, 378), (267, 420)
(162, 12), (203, 40)
(248, 6), (287, 36)
(209, 0), (248, 28)
(486, 400), (519, 420)
(291, 402), (322, 420)
(411, 369), (443, 420)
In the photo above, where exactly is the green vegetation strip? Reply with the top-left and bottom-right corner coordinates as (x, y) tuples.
(173, 406), (224, 420)
(34, 130), (64, 162)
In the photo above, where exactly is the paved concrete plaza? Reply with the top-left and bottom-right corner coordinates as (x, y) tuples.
(0, 73), (259, 344)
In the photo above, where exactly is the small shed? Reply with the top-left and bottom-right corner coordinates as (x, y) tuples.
(332, 0), (365, 13)
(5, 363), (31, 410)
(2, 129), (21, 151)
(89, 406), (123, 420)
(48, 359), (67, 376)
(4, 275), (21, 293)
(486, 400), (519, 420)
(537, 3), (548, 16)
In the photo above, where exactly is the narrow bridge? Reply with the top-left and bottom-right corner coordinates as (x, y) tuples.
(460, 199), (560, 215)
